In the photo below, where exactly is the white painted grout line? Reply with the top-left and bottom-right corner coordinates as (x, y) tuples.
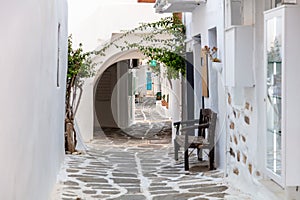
(141, 104), (147, 122)
(135, 152), (152, 200)
(105, 164), (127, 200)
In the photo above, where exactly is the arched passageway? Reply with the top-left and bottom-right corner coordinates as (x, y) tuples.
(93, 55), (177, 140)
(94, 58), (135, 133)
(76, 35), (182, 142)
(94, 63), (118, 129)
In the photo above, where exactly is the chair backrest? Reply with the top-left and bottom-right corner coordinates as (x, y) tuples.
(197, 109), (217, 146)
(198, 108), (213, 137)
(207, 112), (217, 146)
(199, 108), (212, 124)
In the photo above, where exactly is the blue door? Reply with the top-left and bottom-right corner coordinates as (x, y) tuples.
(146, 72), (152, 90)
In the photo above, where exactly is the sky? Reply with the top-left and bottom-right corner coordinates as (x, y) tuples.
(68, 0), (169, 51)
(68, 0), (138, 29)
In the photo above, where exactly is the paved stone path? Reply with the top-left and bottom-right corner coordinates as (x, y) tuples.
(115, 97), (172, 139)
(52, 98), (254, 200)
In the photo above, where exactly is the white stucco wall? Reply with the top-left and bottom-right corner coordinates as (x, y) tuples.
(189, 0), (299, 198)
(255, 0), (268, 176)
(135, 65), (148, 97)
(78, 28), (176, 142)
(170, 78), (182, 141)
(187, 0), (262, 191)
(69, 1), (170, 141)
(0, 1), (68, 199)
(135, 64), (164, 98)
(187, 0), (226, 170)
(113, 61), (130, 128)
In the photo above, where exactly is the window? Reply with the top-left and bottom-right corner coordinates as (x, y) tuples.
(264, 0), (297, 11)
(225, 0), (253, 27)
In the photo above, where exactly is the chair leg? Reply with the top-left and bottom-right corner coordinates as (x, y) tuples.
(197, 149), (203, 161)
(184, 149), (189, 171)
(174, 139), (179, 161)
(209, 147), (215, 170)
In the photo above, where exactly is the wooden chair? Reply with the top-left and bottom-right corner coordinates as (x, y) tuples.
(173, 108), (217, 171)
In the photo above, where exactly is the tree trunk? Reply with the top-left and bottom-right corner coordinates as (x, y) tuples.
(74, 86), (83, 116)
(65, 75), (78, 153)
(65, 121), (75, 153)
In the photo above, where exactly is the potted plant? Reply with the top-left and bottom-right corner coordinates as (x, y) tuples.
(156, 91), (162, 100)
(166, 94), (169, 109)
(204, 46), (222, 73)
(162, 94), (167, 106)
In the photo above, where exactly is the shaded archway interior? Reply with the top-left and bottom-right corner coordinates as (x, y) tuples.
(93, 49), (175, 141)
(94, 57), (142, 137)
(93, 49), (145, 135)
(93, 58), (173, 140)
(95, 63), (118, 129)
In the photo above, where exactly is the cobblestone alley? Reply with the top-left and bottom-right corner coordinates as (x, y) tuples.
(52, 98), (254, 200)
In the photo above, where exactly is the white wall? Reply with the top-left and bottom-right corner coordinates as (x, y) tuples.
(155, 64), (173, 118)
(255, 0), (268, 175)
(189, 0), (260, 190)
(135, 65), (148, 97)
(187, 0), (226, 169)
(78, 30), (175, 141)
(134, 64), (162, 98)
(224, 0), (266, 193)
(170, 79), (182, 141)
(0, 0), (68, 199)
(70, 1), (170, 141)
(114, 61), (130, 128)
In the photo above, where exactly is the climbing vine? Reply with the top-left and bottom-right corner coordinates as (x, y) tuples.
(94, 16), (186, 79)
(65, 35), (95, 153)
(65, 17), (185, 153)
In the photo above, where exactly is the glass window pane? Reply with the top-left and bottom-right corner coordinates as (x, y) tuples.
(266, 16), (282, 176)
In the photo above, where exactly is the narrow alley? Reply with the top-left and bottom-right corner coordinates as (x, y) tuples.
(52, 98), (253, 200)
(3, 1), (300, 199)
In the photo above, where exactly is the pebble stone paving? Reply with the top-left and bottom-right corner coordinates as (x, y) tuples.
(52, 98), (254, 200)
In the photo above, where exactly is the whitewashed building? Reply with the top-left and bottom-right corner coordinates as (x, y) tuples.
(70, 1), (172, 142)
(0, 0), (68, 199)
(155, 0), (300, 199)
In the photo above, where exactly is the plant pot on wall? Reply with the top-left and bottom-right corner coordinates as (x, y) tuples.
(161, 99), (169, 109)
(212, 62), (222, 73)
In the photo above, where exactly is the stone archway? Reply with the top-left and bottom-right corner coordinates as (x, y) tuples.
(76, 34), (182, 143)
(93, 58), (140, 132)
(76, 46), (145, 142)
(94, 63), (119, 129)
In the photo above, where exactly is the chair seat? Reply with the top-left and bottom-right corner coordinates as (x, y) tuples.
(173, 109), (217, 171)
(175, 135), (209, 147)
